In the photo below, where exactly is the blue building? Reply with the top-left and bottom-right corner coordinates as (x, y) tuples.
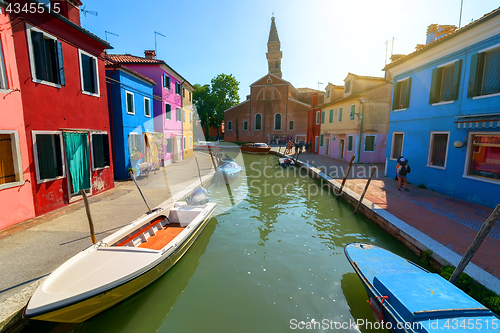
(384, 8), (500, 208)
(106, 61), (157, 179)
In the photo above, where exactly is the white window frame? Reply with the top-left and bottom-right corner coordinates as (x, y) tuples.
(462, 131), (500, 185)
(243, 121), (248, 131)
(125, 91), (135, 115)
(390, 132), (405, 160)
(90, 131), (110, 171)
(363, 135), (377, 153)
(316, 111), (320, 124)
(26, 24), (62, 88)
(78, 49), (100, 97)
(0, 130), (24, 190)
(144, 97), (151, 118)
(227, 121), (232, 131)
(427, 131), (449, 170)
(274, 113), (282, 130)
(347, 135), (354, 151)
(32, 130), (66, 184)
(255, 113), (262, 131)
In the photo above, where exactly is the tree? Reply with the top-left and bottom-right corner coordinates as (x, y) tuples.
(193, 74), (240, 139)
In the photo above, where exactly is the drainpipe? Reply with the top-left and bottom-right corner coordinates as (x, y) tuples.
(356, 99), (365, 163)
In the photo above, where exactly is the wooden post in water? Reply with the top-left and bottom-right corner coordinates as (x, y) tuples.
(208, 145), (217, 169)
(354, 167), (376, 214)
(129, 171), (153, 214)
(80, 190), (96, 244)
(449, 204), (500, 285)
(336, 155), (355, 199)
(278, 141), (282, 154)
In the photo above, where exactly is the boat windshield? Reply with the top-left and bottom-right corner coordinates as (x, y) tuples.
(222, 162), (240, 169)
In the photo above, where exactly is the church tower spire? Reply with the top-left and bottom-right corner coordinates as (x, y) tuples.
(266, 16), (282, 78)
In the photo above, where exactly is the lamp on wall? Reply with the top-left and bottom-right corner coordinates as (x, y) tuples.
(453, 138), (467, 148)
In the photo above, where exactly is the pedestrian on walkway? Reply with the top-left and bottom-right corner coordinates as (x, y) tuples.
(396, 156), (411, 191)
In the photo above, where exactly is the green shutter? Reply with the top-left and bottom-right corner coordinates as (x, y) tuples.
(429, 68), (439, 104)
(392, 82), (400, 110)
(403, 77), (412, 108)
(451, 59), (462, 100)
(321, 111), (325, 124)
(55, 40), (65, 86)
(31, 31), (48, 81)
(320, 134), (324, 146)
(329, 109), (333, 123)
(467, 53), (485, 98)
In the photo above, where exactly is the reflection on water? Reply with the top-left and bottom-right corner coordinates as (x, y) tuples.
(22, 154), (422, 333)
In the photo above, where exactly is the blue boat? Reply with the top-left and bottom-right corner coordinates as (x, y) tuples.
(344, 243), (499, 332)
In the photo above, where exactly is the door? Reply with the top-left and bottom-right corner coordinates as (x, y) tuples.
(325, 138), (330, 155)
(315, 136), (319, 153)
(339, 139), (345, 159)
(63, 132), (91, 195)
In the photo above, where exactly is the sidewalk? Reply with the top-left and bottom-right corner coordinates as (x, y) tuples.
(276, 149), (500, 282)
(0, 152), (214, 304)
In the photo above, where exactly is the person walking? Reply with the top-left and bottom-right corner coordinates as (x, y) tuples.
(396, 156), (411, 191)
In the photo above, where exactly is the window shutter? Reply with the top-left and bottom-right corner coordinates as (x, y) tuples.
(91, 58), (98, 94)
(167, 76), (170, 89)
(31, 31), (48, 81)
(329, 109), (333, 123)
(475, 53), (485, 97)
(321, 111), (325, 124)
(467, 53), (485, 98)
(403, 77), (412, 108)
(163, 74), (167, 87)
(392, 83), (400, 110)
(429, 68), (439, 104)
(81, 54), (92, 93)
(451, 59), (462, 100)
(55, 40), (65, 86)
(320, 134), (324, 146)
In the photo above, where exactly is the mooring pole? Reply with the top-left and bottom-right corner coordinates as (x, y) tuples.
(336, 155), (356, 198)
(354, 167), (376, 214)
(80, 190), (96, 244)
(278, 141), (282, 154)
(129, 171), (153, 214)
(449, 204), (500, 285)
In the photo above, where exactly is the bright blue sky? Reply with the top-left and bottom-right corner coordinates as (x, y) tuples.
(81, 0), (499, 100)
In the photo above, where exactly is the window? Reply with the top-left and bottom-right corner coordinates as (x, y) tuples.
(429, 60), (462, 103)
(327, 90), (330, 98)
(347, 135), (354, 151)
(255, 114), (262, 130)
(144, 97), (151, 117)
(0, 40), (7, 89)
(128, 133), (142, 157)
(329, 109), (333, 123)
(189, 91), (192, 101)
(27, 26), (65, 86)
(163, 73), (170, 89)
(183, 88), (186, 98)
(466, 135), (500, 181)
(468, 46), (500, 98)
(176, 107), (181, 122)
(320, 134), (324, 146)
(91, 133), (110, 169)
(243, 121), (248, 131)
(392, 78), (412, 110)
(182, 110), (185, 122)
(349, 105), (355, 120)
(183, 137), (186, 151)
(428, 132), (449, 168)
(166, 137), (172, 153)
(316, 111), (320, 124)
(345, 80), (351, 93)
(165, 103), (171, 120)
(0, 131), (23, 188)
(227, 121), (232, 130)
(33, 132), (64, 183)
(321, 111), (325, 124)
(274, 113), (281, 130)
(79, 50), (99, 95)
(391, 133), (404, 159)
(190, 136), (192, 148)
(364, 135), (376, 152)
(126, 91), (134, 115)
(289, 120), (294, 131)
(176, 82), (181, 95)
(339, 108), (343, 121)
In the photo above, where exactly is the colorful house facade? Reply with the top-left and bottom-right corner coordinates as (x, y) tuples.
(0, 2), (35, 229)
(318, 73), (391, 163)
(384, 10), (500, 207)
(5, 0), (114, 219)
(182, 81), (194, 158)
(107, 51), (187, 165)
(105, 61), (156, 179)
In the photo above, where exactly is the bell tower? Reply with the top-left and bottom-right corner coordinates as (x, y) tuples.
(266, 16), (282, 78)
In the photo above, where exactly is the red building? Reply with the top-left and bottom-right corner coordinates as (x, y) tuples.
(307, 93), (322, 153)
(3, 0), (114, 220)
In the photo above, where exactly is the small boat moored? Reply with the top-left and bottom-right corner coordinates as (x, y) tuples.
(217, 161), (242, 181)
(240, 143), (271, 154)
(278, 157), (295, 167)
(344, 242), (499, 332)
(24, 198), (217, 323)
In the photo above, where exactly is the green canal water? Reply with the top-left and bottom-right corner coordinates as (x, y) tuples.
(27, 154), (423, 333)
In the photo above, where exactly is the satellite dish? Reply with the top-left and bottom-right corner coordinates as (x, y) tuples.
(81, 5), (98, 17)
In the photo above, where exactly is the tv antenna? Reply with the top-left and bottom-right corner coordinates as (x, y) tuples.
(155, 31), (166, 56)
(105, 31), (119, 42)
(318, 81), (324, 91)
(81, 5), (98, 17)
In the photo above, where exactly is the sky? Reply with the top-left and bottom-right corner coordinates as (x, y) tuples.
(80, 0), (500, 101)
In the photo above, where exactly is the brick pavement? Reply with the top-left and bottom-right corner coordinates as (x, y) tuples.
(273, 148), (500, 279)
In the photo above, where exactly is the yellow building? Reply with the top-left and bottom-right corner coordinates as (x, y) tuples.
(182, 81), (194, 158)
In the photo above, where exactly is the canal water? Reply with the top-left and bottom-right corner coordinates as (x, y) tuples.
(25, 154), (423, 333)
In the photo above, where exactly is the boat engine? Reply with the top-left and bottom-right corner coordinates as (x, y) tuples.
(186, 187), (210, 205)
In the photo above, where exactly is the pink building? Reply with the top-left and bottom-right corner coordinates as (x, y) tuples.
(107, 52), (187, 165)
(0, 4), (35, 229)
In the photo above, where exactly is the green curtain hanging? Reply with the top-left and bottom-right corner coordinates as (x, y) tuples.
(63, 132), (90, 193)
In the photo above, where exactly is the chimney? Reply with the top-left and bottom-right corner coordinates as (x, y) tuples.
(52, 0), (82, 26)
(144, 50), (156, 59)
(426, 24), (438, 44)
(246, 95), (250, 100)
